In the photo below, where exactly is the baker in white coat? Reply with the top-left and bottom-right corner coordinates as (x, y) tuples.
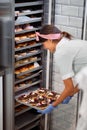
(36, 24), (87, 114)
(75, 67), (87, 130)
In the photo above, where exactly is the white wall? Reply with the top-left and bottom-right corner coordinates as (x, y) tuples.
(54, 0), (84, 38)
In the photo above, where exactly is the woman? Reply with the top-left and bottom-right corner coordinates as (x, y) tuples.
(36, 24), (87, 114)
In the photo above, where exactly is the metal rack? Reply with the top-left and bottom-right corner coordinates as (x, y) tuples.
(14, 0), (45, 130)
(0, 0), (47, 130)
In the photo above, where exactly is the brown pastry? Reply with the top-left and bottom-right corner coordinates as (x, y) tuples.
(37, 88), (47, 95)
(15, 107), (22, 112)
(14, 85), (19, 90)
(22, 59), (29, 63)
(47, 91), (57, 97)
(20, 35), (27, 40)
(19, 83), (26, 87)
(36, 100), (48, 110)
(27, 33), (36, 38)
(20, 52), (27, 56)
(29, 91), (38, 98)
(20, 67), (27, 73)
(15, 37), (20, 41)
(28, 98), (38, 106)
(17, 75), (26, 79)
(15, 26), (22, 32)
(18, 94), (29, 103)
(15, 69), (21, 74)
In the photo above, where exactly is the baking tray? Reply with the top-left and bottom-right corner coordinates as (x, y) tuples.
(15, 88), (60, 110)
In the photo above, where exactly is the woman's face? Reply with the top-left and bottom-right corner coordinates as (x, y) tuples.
(42, 40), (53, 51)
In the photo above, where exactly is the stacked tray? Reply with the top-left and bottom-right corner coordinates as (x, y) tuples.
(16, 88), (60, 110)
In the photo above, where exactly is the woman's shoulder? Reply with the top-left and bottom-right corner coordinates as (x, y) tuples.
(69, 38), (87, 45)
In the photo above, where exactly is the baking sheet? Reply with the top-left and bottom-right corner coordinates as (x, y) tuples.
(15, 88), (60, 110)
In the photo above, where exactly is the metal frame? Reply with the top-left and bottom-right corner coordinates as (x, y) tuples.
(0, 0), (15, 130)
(82, 0), (87, 40)
(0, 76), (3, 130)
(44, 1), (55, 130)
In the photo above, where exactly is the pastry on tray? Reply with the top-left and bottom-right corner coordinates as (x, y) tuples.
(18, 94), (30, 103)
(36, 100), (49, 110)
(16, 88), (60, 110)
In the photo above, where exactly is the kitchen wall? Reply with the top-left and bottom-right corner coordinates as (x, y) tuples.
(54, 0), (84, 38)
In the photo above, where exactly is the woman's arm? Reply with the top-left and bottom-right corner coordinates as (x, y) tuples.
(52, 78), (79, 107)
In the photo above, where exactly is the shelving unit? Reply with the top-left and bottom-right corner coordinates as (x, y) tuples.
(14, 0), (45, 129)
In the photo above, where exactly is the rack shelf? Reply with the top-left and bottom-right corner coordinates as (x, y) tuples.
(14, 0), (45, 129)
(15, 27), (41, 35)
(15, 66), (42, 77)
(15, 58), (41, 69)
(15, 80), (42, 92)
(15, 43), (42, 52)
(15, 10), (43, 17)
(15, 70), (42, 84)
(15, 1), (43, 8)
(15, 50), (42, 61)
(15, 18), (42, 26)
(15, 105), (31, 117)
(15, 110), (41, 129)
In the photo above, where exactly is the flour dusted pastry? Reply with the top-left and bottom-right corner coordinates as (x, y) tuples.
(37, 88), (47, 95)
(36, 100), (48, 110)
(29, 91), (38, 98)
(16, 88), (60, 110)
(47, 91), (56, 97)
(47, 91), (60, 102)
(37, 95), (45, 101)
(28, 98), (38, 106)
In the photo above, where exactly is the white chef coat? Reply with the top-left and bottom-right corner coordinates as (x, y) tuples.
(54, 37), (87, 80)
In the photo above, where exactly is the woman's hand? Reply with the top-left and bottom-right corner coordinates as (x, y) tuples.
(37, 104), (58, 114)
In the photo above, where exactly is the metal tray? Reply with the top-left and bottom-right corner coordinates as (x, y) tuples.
(15, 88), (60, 110)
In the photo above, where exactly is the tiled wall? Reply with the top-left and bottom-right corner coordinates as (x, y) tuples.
(54, 0), (84, 38)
